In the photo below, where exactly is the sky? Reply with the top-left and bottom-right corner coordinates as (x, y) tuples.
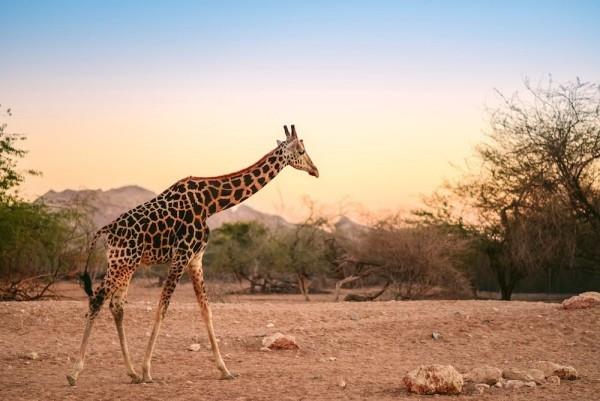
(2, 1), (600, 220)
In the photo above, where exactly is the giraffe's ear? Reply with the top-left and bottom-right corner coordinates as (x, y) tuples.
(277, 139), (284, 146)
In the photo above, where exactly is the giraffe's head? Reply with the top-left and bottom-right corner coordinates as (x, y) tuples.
(278, 125), (319, 178)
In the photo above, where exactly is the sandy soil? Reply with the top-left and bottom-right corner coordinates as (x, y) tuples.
(0, 282), (598, 401)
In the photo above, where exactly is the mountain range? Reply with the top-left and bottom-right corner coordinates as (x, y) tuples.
(37, 185), (292, 230)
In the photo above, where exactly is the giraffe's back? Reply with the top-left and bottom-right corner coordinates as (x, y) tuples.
(101, 184), (208, 265)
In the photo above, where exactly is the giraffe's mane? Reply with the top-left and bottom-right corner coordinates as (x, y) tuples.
(187, 146), (280, 181)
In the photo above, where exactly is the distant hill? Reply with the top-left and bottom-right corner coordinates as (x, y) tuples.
(37, 185), (291, 230)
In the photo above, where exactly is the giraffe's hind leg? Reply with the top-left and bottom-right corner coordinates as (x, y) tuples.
(109, 271), (142, 383)
(188, 252), (235, 380)
(141, 253), (187, 383)
(66, 282), (108, 386)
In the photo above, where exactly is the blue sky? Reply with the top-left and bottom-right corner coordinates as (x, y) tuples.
(1, 1), (599, 218)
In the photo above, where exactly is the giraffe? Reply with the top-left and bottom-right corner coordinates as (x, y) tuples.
(66, 125), (319, 386)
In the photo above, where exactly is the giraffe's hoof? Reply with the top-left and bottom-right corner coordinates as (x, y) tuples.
(129, 373), (143, 384)
(66, 374), (77, 386)
(220, 371), (238, 380)
(142, 375), (154, 383)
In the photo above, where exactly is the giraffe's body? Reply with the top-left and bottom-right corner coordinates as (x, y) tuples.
(67, 125), (318, 385)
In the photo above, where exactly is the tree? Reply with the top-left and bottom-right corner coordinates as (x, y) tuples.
(0, 106), (89, 300)
(350, 216), (471, 300)
(0, 106), (39, 203)
(276, 213), (332, 301)
(206, 222), (270, 290)
(415, 78), (598, 299)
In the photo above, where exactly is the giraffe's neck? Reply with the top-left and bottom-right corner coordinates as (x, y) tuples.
(187, 146), (288, 217)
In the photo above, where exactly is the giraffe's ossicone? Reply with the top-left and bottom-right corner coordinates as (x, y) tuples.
(67, 124), (318, 386)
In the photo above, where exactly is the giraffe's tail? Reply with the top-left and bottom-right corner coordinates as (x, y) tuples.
(80, 228), (106, 298)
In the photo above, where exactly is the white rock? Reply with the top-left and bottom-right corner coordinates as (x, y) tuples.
(503, 367), (543, 383)
(474, 383), (490, 394)
(403, 364), (463, 395)
(261, 332), (299, 350)
(188, 343), (202, 352)
(432, 332), (441, 340)
(26, 352), (39, 360)
(504, 380), (526, 389)
(464, 365), (502, 385)
(531, 361), (578, 380)
(266, 323), (275, 328)
(562, 292), (600, 309)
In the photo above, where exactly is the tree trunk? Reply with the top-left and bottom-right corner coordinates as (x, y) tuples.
(297, 273), (310, 301)
(334, 275), (360, 302)
(495, 265), (521, 301)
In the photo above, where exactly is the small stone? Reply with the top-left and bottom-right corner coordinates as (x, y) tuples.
(262, 333), (299, 350)
(474, 383), (490, 394)
(266, 323), (275, 328)
(185, 380), (193, 384)
(503, 367), (537, 382)
(504, 380), (526, 389)
(328, 356), (337, 361)
(349, 313), (359, 321)
(562, 292), (600, 309)
(188, 343), (202, 352)
(546, 375), (560, 385)
(26, 352), (39, 360)
(464, 365), (502, 385)
(403, 364), (463, 395)
(145, 306), (152, 311)
(432, 332), (441, 340)
(260, 347), (271, 352)
(532, 361), (578, 380)
(338, 377), (347, 389)
(526, 369), (546, 384)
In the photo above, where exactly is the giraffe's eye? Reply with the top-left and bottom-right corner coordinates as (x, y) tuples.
(298, 149), (305, 155)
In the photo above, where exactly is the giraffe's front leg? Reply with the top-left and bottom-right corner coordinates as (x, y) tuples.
(188, 254), (236, 380)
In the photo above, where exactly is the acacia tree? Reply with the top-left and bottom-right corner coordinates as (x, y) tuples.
(206, 222), (270, 290)
(276, 213), (332, 301)
(0, 106), (90, 300)
(416, 78), (598, 299)
(349, 216), (471, 300)
(0, 106), (39, 203)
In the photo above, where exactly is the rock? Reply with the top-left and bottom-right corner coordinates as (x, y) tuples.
(338, 377), (347, 389)
(504, 380), (526, 389)
(562, 291), (600, 309)
(474, 383), (490, 394)
(261, 332), (299, 350)
(532, 361), (578, 380)
(432, 332), (441, 340)
(259, 347), (271, 352)
(464, 365), (502, 385)
(403, 364), (463, 395)
(526, 369), (546, 384)
(503, 367), (543, 383)
(266, 323), (275, 328)
(188, 343), (202, 352)
(26, 352), (39, 360)
(547, 375), (560, 385)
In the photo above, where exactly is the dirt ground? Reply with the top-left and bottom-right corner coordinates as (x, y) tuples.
(0, 282), (598, 401)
